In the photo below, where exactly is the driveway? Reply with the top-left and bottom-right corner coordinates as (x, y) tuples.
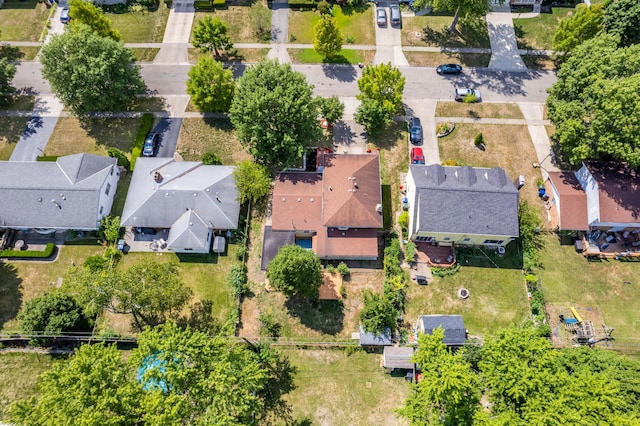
(153, 118), (182, 157)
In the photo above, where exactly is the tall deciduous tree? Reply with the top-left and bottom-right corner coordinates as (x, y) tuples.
(313, 14), (343, 59)
(69, 0), (121, 41)
(358, 290), (397, 335)
(192, 16), (233, 57)
(547, 34), (640, 166)
(603, 0), (640, 46)
(354, 98), (392, 134)
(40, 25), (146, 115)
(8, 343), (142, 425)
(229, 60), (321, 170)
(315, 95), (344, 124)
(552, 3), (604, 54)
(232, 160), (272, 204)
(267, 244), (323, 298)
(0, 57), (16, 105)
(430, 0), (497, 33)
(399, 328), (481, 425)
(186, 56), (235, 112)
(17, 293), (91, 344)
(357, 62), (405, 115)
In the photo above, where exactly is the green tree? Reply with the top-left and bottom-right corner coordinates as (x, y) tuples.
(40, 26), (146, 115)
(313, 14), (343, 59)
(249, 2), (271, 42)
(232, 160), (272, 204)
(552, 3), (604, 54)
(17, 293), (91, 344)
(192, 15), (233, 57)
(186, 56), (235, 112)
(229, 60), (321, 170)
(354, 98), (392, 134)
(0, 57), (16, 105)
(358, 290), (397, 335)
(201, 151), (222, 165)
(430, 0), (498, 33)
(8, 343), (142, 425)
(99, 215), (121, 244)
(69, 0), (121, 41)
(63, 266), (120, 318)
(603, 0), (640, 46)
(399, 328), (481, 425)
(116, 262), (192, 328)
(267, 244), (323, 298)
(315, 95), (344, 124)
(547, 34), (640, 166)
(357, 62), (405, 115)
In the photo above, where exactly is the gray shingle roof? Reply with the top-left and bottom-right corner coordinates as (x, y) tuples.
(410, 164), (519, 237)
(121, 158), (240, 232)
(359, 325), (392, 346)
(167, 209), (210, 249)
(418, 315), (466, 346)
(0, 154), (116, 229)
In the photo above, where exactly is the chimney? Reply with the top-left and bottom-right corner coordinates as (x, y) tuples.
(153, 171), (162, 183)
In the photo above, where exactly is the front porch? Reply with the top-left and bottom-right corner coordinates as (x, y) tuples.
(414, 242), (456, 267)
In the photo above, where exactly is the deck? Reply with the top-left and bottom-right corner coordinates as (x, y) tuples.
(414, 242), (455, 267)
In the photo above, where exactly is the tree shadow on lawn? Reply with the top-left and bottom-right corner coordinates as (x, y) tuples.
(0, 45), (25, 61)
(0, 262), (23, 329)
(421, 19), (490, 49)
(79, 117), (140, 152)
(284, 295), (344, 335)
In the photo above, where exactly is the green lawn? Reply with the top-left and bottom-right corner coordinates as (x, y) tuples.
(538, 235), (640, 358)
(177, 118), (252, 164)
(0, 0), (50, 42)
(193, 5), (271, 44)
(45, 117), (141, 157)
(436, 102), (524, 119)
(513, 7), (575, 50)
(288, 48), (374, 65)
(288, 5), (375, 45)
(106, 4), (170, 43)
(0, 353), (64, 421)
(128, 47), (160, 62)
(0, 117), (30, 160)
(406, 263), (530, 336)
(403, 51), (491, 68)
(1, 96), (35, 112)
(402, 14), (490, 48)
(188, 47), (271, 64)
(0, 45), (41, 61)
(283, 349), (410, 425)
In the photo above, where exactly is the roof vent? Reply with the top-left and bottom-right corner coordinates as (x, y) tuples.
(310, 198), (314, 202)
(153, 172), (162, 182)
(216, 196), (222, 202)
(282, 198), (286, 202)
(193, 193), (197, 197)
(297, 198), (301, 202)
(189, 222), (193, 226)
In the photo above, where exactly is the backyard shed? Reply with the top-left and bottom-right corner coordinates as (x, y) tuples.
(358, 325), (392, 346)
(415, 315), (467, 347)
(212, 236), (226, 253)
(383, 346), (415, 371)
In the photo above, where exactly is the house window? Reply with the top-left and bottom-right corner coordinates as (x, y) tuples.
(337, 226), (349, 231)
(110, 166), (114, 176)
(415, 236), (434, 242)
(105, 183), (111, 195)
(463, 238), (470, 242)
(483, 239), (504, 245)
(99, 206), (104, 214)
(443, 237), (451, 241)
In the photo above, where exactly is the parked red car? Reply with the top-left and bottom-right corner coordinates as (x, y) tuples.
(411, 147), (425, 164)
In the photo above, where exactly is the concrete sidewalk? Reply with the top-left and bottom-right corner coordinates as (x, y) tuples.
(267, 0), (291, 63)
(9, 96), (64, 161)
(519, 102), (559, 179)
(486, 5), (527, 71)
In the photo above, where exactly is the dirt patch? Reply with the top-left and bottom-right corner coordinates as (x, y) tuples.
(546, 303), (608, 348)
(319, 272), (343, 300)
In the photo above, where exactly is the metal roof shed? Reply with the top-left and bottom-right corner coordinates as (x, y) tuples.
(212, 236), (226, 253)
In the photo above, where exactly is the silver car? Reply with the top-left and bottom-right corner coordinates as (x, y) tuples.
(376, 7), (387, 26)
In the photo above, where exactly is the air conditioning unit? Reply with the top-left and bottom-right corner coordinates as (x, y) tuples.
(375, 204), (383, 213)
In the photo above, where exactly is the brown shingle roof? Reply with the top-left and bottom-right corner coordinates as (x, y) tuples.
(587, 164), (640, 224)
(322, 154), (383, 228)
(271, 173), (323, 232)
(547, 172), (588, 231)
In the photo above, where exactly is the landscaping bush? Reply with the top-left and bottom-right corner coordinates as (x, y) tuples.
(431, 263), (461, 277)
(398, 211), (409, 231)
(83, 255), (110, 272)
(259, 312), (282, 338)
(108, 147), (130, 170)
(130, 113), (154, 170)
(345, 35), (355, 44)
(404, 241), (416, 262)
(228, 264), (248, 298)
(474, 133), (485, 148)
(336, 262), (350, 278)
(194, 0), (213, 10)
(201, 151), (222, 165)
(317, 0), (331, 14)
(36, 156), (59, 162)
(213, 0), (226, 6)
(0, 243), (55, 259)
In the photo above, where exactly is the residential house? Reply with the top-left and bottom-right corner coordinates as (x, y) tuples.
(121, 158), (239, 253)
(406, 164), (520, 248)
(414, 314), (467, 347)
(0, 153), (119, 231)
(547, 163), (640, 232)
(262, 153), (383, 269)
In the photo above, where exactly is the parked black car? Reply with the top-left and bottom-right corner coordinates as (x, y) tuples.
(436, 64), (463, 75)
(142, 132), (160, 157)
(408, 117), (423, 144)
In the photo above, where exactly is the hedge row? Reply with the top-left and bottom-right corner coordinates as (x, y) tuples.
(36, 156), (59, 162)
(130, 113), (154, 171)
(0, 243), (55, 259)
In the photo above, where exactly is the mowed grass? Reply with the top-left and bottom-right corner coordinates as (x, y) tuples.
(405, 265), (529, 335)
(403, 51), (491, 68)
(288, 48), (375, 65)
(513, 6), (574, 50)
(1, 244), (106, 332)
(538, 235), (640, 358)
(288, 5), (375, 45)
(0, 0), (50, 42)
(437, 123), (544, 208)
(370, 121), (408, 216)
(0, 117), (30, 160)
(193, 6), (270, 44)
(128, 47), (160, 62)
(106, 5), (170, 43)
(402, 15), (490, 48)
(283, 349), (410, 426)
(0, 353), (64, 421)
(1, 96), (35, 112)
(187, 48), (271, 63)
(177, 118), (252, 164)
(435, 101), (524, 119)
(45, 117), (140, 157)
(0, 45), (41, 61)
